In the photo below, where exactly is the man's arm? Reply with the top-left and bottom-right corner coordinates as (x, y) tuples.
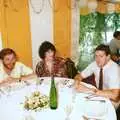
(74, 73), (84, 89)
(74, 73), (120, 102)
(20, 73), (37, 81)
(74, 73), (97, 93)
(0, 77), (18, 86)
(74, 74), (120, 102)
(75, 80), (120, 102)
(95, 89), (120, 102)
(74, 73), (83, 81)
(18, 62), (37, 81)
(0, 73), (37, 87)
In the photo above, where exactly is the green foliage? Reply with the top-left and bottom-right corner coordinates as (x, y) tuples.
(77, 12), (120, 71)
(95, 12), (105, 32)
(105, 13), (120, 31)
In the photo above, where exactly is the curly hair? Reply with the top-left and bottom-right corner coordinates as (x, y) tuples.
(38, 41), (56, 59)
(0, 48), (17, 60)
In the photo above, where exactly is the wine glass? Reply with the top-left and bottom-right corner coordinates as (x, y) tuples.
(71, 88), (76, 103)
(4, 85), (11, 96)
(64, 104), (73, 120)
(24, 111), (35, 120)
(35, 78), (44, 91)
(36, 78), (44, 85)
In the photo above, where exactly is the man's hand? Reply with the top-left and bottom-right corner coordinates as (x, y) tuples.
(75, 82), (97, 93)
(0, 77), (19, 86)
(74, 73), (83, 89)
(74, 74), (82, 81)
(75, 83), (90, 92)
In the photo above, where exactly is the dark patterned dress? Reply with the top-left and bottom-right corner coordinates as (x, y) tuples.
(35, 57), (68, 77)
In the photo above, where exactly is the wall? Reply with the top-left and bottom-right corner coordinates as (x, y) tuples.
(0, 0), (80, 69)
(53, 0), (71, 58)
(0, 33), (2, 50)
(1, 0), (32, 67)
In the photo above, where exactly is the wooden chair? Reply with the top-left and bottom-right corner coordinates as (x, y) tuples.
(82, 74), (97, 87)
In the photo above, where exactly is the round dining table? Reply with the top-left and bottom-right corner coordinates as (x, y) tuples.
(0, 77), (117, 120)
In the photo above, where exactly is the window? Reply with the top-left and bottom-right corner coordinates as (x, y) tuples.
(77, 12), (120, 71)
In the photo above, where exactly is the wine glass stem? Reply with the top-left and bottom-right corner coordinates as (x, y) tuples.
(65, 116), (70, 120)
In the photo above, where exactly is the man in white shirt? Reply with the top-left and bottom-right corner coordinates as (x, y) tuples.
(75, 44), (120, 109)
(0, 48), (36, 85)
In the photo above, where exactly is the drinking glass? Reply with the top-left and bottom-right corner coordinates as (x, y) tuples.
(64, 104), (73, 120)
(71, 88), (76, 103)
(24, 112), (35, 120)
(4, 85), (11, 96)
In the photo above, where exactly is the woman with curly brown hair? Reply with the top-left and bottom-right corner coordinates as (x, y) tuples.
(35, 41), (68, 77)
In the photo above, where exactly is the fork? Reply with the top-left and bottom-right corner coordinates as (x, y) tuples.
(24, 81), (30, 86)
(85, 94), (99, 99)
(85, 94), (106, 103)
(85, 99), (106, 103)
(83, 115), (102, 120)
(39, 78), (44, 85)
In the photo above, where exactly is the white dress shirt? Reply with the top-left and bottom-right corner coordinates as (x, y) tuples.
(81, 60), (120, 89)
(0, 61), (33, 82)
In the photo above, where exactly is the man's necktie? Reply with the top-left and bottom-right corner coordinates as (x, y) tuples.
(99, 68), (103, 90)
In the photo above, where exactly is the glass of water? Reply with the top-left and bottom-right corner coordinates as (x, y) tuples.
(64, 104), (73, 120)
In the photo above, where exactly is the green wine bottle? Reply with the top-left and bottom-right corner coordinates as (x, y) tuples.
(49, 76), (58, 109)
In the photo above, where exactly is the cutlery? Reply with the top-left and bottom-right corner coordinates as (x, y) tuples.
(78, 91), (95, 95)
(39, 79), (44, 85)
(85, 94), (99, 99)
(84, 94), (106, 103)
(86, 99), (106, 103)
(64, 79), (69, 85)
(24, 81), (30, 86)
(83, 115), (102, 120)
(36, 78), (44, 85)
(68, 84), (73, 88)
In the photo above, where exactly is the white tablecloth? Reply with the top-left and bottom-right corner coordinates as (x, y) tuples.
(0, 77), (117, 120)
